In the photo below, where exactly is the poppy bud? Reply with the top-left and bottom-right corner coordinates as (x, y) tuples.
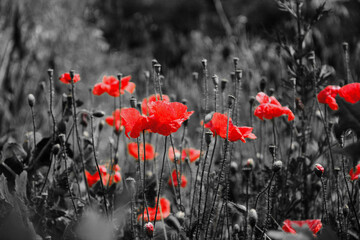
(205, 130), (212, 146)
(192, 72), (199, 82)
(48, 68), (54, 78)
(28, 94), (36, 107)
(92, 111), (105, 118)
(249, 96), (255, 105)
(201, 59), (207, 68)
(260, 78), (266, 92)
(98, 120), (105, 132)
(235, 69), (242, 81)
(268, 144), (276, 157)
(130, 96), (137, 108)
(228, 95), (236, 109)
(334, 167), (340, 176)
(245, 158), (255, 169)
(233, 224), (240, 233)
(69, 70), (75, 80)
(154, 64), (161, 74)
(343, 204), (349, 217)
(269, 88), (275, 96)
(59, 134), (66, 145)
(230, 72), (235, 83)
(212, 75), (219, 86)
(342, 42), (348, 52)
(221, 79), (228, 92)
(314, 163), (324, 178)
(52, 144), (61, 155)
(117, 73), (123, 81)
(233, 57), (239, 68)
(272, 160), (283, 172)
(249, 209), (258, 227)
(144, 222), (154, 238)
(152, 59), (158, 66)
(204, 112), (214, 123)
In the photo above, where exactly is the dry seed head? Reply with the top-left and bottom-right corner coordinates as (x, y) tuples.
(290, 78), (296, 87)
(228, 95), (235, 109)
(221, 78), (228, 92)
(181, 99), (187, 105)
(48, 68), (53, 78)
(268, 144), (276, 157)
(230, 72), (235, 83)
(212, 74), (219, 86)
(137, 102), (142, 112)
(235, 69), (242, 81)
(201, 59), (207, 68)
(99, 120), (105, 132)
(249, 209), (258, 227)
(272, 160), (283, 172)
(28, 94), (35, 107)
(343, 204), (349, 217)
(130, 96), (137, 108)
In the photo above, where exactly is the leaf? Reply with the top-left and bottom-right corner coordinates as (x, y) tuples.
(3, 142), (27, 161)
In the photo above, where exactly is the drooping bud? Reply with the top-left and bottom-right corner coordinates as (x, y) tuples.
(260, 78), (267, 92)
(205, 130), (212, 146)
(228, 95), (236, 109)
(249, 209), (258, 227)
(92, 111), (105, 118)
(272, 160), (283, 172)
(314, 163), (324, 178)
(144, 222), (154, 238)
(212, 74), (219, 86)
(28, 94), (36, 107)
(204, 112), (215, 124)
(52, 144), (61, 155)
(130, 96), (137, 108)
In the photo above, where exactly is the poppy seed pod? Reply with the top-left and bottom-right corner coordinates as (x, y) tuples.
(130, 96), (137, 108)
(268, 144), (276, 157)
(230, 72), (235, 83)
(48, 68), (53, 78)
(212, 74), (219, 86)
(144, 222), (154, 238)
(242, 167), (252, 178)
(221, 79), (228, 92)
(205, 131), (212, 146)
(249, 209), (258, 227)
(314, 164), (324, 178)
(343, 204), (349, 217)
(334, 167), (340, 176)
(290, 78), (296, 87)
(249, 96), (255, 105)
(192, 72), (199, 82)
(342, 42), (348, 52)
(28, 94), (36, 107)
(269, 88), (275, 96)
(154, 64), (161, 74)
(98, 120), (105, 132)
(260, 78), (267, 92)
(137, 103), (142, 113)
(272, 160), (283, 172)
(92, 111), (105, 118)
(201, 59), (207, 68)
(228, 95), (236, 109)
(235, 69), (242, 81)
(233, 57), (239, 68)
(233, 224), (240, 233)
(52, 144), (61, 155)
(117, 73), (123, 81)
(69, 70), (75, 80)
(58, 134), (66, 145)
(230, 161), (238, 174)
(181, 99), (187, 105)
(152, 59), (158, 66)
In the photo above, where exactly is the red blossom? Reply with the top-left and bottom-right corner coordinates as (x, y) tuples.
(168, 147), (201, 163)
(93, 75), (135, 97)
(339, 83), (360, 104)
(121, 108), (152, 138)
(137, 198), (171, 222)
(105, 108), (126, 132)
(168, 169), (187, 188)
(254, 92), (295, 121)
(349, 164), (360, 181)
(128, 142), (157, 161)
(317, 85), (341, 110)
(142, 94), (170, 116)
(85, 164), (121, 187)
(282, 219), (322, 235)
(204, 112), (256, 142)
(59, 72), (80, 84)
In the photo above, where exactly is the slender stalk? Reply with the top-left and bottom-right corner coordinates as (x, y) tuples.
(47, 69), (56, 140)
(253, 173), (275, 210)
(142, 131), (150, 223)
(30, 106), (37, 149)
(342, 42), (351, 84)
(320, 177), (329, 224)
(169, 135), (182, 206)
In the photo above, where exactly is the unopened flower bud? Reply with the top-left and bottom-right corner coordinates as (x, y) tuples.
(221, 79), (228, 92)
(212, 75), (219, 86)
(52, 144), (61, 155)
(314, 163), (324, 178)
(228, 95), (235, 109)
(28, 94), (35, 107)
(144, 222), (154, 238)
(130, 96), (137, 108)
(249, 209), (258, 227)
(272, 160), (283, 172)
(205, 131), (212, 146)
(260, 78), (267, 92)
(92, 111), (105, 118)
(175, 211), (185, 220)
(204, 112), (214, 123)
(201, 59), (207, 68)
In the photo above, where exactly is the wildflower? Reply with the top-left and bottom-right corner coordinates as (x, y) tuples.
(349, 164), (360, 181)
(85, 165), (107, 187)
(254, 92), (295, 121)
(338, 82), (360, 104)
(137, 198), (171, 222)
(314, 164), (324, 178)
(141, 94), (170, 116)
(121, 108), (152, 138)
(128, 142), (157, 161)
(85, 164), (122, 187)
(105, 109), (126, 132)
(282, 219), (322, 235)
(144, 222), (154, 238)
(168, 169), (187, 188)
(317, 85), (341, 110)
(93, 75), (135, 97)
(204, 112), (256, 142)
(168, 147), (201, 163)
(59, 72), (80, 84)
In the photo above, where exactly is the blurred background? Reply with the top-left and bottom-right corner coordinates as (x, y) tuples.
(0, 0), (360, 142)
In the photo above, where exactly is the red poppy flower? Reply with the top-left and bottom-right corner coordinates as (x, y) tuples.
(105, 108), (126, 132)
(282, 219), (322, 235)
(85, 165), (107, 187)
(204, 112), (256, 142)
(59, 72), (80, 84)
(339, 83), (360, 104)
(168, 169), (187, 188)
(142, 94), (170, 116)
(317, 85), (341, 110)
(121, 108), (152, 138)
(147, 100), (194, 136)
(349, 164), (360, 181)
(254, 92), (295, 121)
(168, 147), (201, 163)
(128, 142), (157, 161)
(85, 164), (122, 187)
(137, 198), (171, 222)
(93, 75), (135, 97)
